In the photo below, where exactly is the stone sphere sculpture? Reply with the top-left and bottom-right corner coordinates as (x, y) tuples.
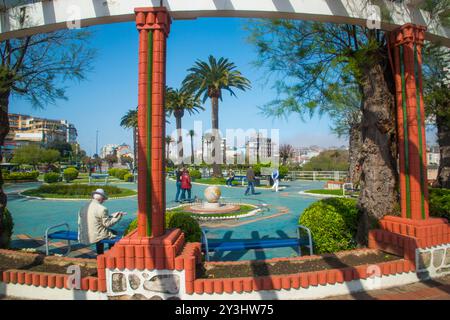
(204, 186), (221, 203)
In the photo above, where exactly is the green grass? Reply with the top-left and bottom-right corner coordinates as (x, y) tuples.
(304, 189), (345, 196)
(304, 189), (360, 197)
(22, 184), (137, 199)
(169, 204), (257, 219)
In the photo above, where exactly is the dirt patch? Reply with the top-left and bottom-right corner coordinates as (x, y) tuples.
(0, 250), (97, 277)
(197, 249), (401, 279)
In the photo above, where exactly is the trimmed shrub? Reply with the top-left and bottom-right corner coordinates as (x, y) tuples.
(115, 169), (129, 180)
(429, 188), (450, 221)
(279, 165), (289, 178)
(166, 211), (202, 242)
(108, 168), (119, 177)
(125, 211), (201, 242)
(123, 173), (134, 182)
(299, 198), (358, 254)
(63, 167), (79, 182)
(189, 169), (202, 180)
(2, 171), (39, 181)
(44, 172), (62, 183)
(0, 208), (14, 248)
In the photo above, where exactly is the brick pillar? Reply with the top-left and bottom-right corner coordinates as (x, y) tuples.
(136, 7), (171, 237)
(390, 23), (429, 221)
(369, 24), (450, 252)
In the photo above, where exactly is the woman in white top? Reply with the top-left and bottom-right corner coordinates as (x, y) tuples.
(271, 168), (280, 192)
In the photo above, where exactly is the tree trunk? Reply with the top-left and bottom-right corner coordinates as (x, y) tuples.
(211, 96), (222, 177)
(356, 54), (399, 246)
(176, 115), (183, 163)
(348, 121), (363, 187)
(0, 89), (11, 248)
(436, 112), (450, 188)
(190, 135), (194, 165)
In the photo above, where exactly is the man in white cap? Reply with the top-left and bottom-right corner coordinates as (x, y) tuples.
(78, 188), (126, 254)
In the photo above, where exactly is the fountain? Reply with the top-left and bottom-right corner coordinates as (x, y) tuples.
(185, 186), (240, 214)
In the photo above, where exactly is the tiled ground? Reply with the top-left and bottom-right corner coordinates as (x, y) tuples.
(322, 274), (450, 300)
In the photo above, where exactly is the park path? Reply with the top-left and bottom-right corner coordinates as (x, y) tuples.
(321, 275), (450, 300)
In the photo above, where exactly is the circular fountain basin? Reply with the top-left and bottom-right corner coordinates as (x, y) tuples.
(184, 203), (241, 214)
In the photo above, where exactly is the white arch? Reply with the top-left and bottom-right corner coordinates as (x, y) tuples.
(1, 0), (449, 46)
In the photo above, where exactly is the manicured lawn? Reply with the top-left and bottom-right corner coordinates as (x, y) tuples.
(304, 189), (344, 196)
(304, 189), (359, 196)
(22, 184), (137, 199)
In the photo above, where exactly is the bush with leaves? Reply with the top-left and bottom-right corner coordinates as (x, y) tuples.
(123, 173), (134, 182)
(279, 165), (289, 179)
(44, 172), (62, 183)
(3, 171), (39, 181)
(63, 167), (79, 182)
(108, 168), (119, 177)
(429, 188), (450, 221)
(299, 198), (358, 253)
(114, 169), (130, 180)
(0, 208), (14, 249)
(125, 211), (201, 242)
(189, 169), (202, 180)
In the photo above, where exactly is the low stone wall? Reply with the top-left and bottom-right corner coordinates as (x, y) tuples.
(416, 243), (450, 278)
(1, 229), (450, 300)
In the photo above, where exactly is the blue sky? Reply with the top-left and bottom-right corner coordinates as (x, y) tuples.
(9, 17), (402, 156)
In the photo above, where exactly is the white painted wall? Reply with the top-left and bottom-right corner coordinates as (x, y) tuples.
(0, 0), (449, 46)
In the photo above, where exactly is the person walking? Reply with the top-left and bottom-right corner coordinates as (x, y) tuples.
(180, 168), (192, 201)
(245, 166), (256, 195)
(226, 168), (235, 187)
(174, 166), (182, 202)
(271, 168), (280, 192)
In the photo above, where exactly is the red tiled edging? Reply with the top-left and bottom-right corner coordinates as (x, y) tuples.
(185, 248), (415, 295)
(0, 249), (100, 292)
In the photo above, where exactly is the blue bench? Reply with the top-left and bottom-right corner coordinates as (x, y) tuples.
(44, 223), (120, 256)
(201, 225), (313, 261)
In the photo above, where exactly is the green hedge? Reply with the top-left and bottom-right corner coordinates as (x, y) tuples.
(108, 168), (119, 177)
(2, 171), (39, 181)
(22, 184), (136, 199)
(429, 188), (450, 221)
(0, 208), (14, 248)
(43, 172), (62, 183)
(189, 169), (202, 180)
(299, 198), (358, 254)
(125, 211), (201, 242)
(123, 173), (134, 182)
(63, 167), (79, 182)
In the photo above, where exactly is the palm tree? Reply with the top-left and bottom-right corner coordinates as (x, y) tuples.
(183, 55), (251, 176)
(166, 87), (203, 164)
(120, 108), (138, 170)
(187, 129), (196, 165)
(165, 135), (175, 162)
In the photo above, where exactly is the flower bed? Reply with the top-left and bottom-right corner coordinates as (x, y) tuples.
(197, 249), (400, 279)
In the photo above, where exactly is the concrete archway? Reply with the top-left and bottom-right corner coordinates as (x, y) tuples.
(0, 0), (449, 46)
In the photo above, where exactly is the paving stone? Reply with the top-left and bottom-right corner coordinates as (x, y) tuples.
(143, 274), (179, 294)
(128, 274), (140, 290)
(111, 273), (127, 293)
(445, 248), (450, 266)
(418, 251), (431, 269)
(433, 249), (445, 268)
